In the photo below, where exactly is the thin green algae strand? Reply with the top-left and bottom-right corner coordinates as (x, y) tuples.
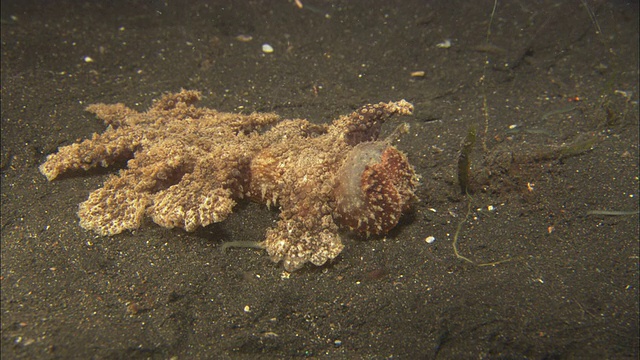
(541, 105), (577, 121)
(457, 126), (476, 194)
(505, 127), (556, 137)
(586, 210), (639, 216)
(221, 241), (266, 252)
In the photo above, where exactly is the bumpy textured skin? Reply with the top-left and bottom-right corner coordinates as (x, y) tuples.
(334, 142), (418, 236)
(40, 90), (418, 271)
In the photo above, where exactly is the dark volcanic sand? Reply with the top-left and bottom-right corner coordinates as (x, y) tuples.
(2, 1), (638, 358)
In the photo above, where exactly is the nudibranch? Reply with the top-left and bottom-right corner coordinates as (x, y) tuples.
(40, 90), (419, 271)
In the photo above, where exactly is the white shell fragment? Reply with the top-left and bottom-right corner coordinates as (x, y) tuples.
(436, 39), (452, 48)
(262, 43), (274, 53)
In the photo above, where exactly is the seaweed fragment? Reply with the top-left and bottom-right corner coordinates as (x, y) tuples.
(532, 134), (599, 161)
(451, 196), (517, 267)
(586, 210), (639, 216)
(457, 126), (477, 194)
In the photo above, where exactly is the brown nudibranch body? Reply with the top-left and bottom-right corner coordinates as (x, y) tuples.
(39, 90), (418, 271)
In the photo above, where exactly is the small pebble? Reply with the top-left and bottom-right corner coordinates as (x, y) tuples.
(262, 43), (274, 53)
(425, 236), (436, 244)
(436, 39), (452, 48)
(236, 34), (253, 42)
